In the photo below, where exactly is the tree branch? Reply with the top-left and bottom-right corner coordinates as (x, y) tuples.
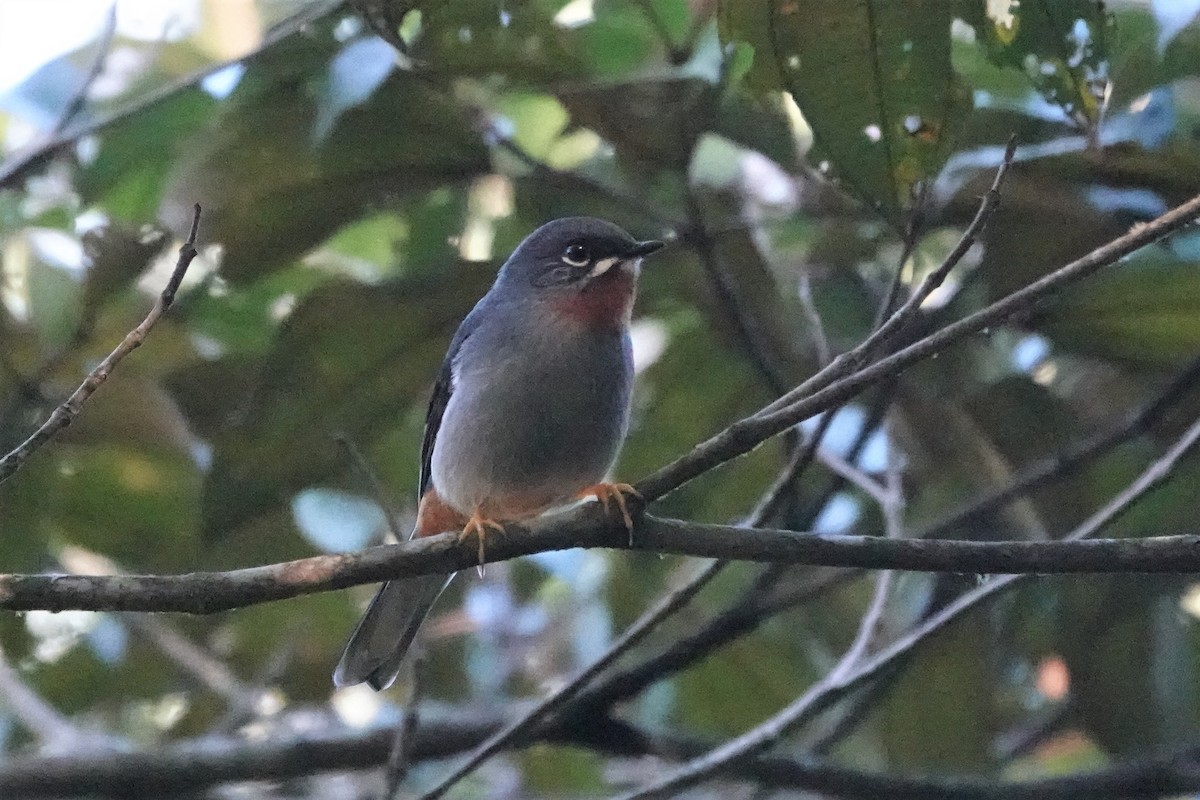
(578, 358), (1200, 722)
(51, 4), (117, 136)
(0, 2), (344, 190)
(2, 703), (1198, 800)
(637, 187), (1200, 502)
(0, 204), (202, 485)
(611, 411), (1200, 800)
(8, 509), (1200, 613)
(414, 557), (725, 800)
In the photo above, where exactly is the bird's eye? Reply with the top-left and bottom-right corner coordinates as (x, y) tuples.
(561, 243), (590, 267)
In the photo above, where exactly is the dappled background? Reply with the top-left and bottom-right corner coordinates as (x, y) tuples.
(4, 0), (1200, 797)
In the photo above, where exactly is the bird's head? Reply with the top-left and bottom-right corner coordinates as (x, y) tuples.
(496, 217), (665, 328)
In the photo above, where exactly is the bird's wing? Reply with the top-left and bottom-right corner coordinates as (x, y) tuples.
(417, 364), (452, 505)
(416, 308), (482, 512)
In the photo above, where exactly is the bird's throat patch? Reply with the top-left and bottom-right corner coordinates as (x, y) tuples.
(553, 270), (635, 329)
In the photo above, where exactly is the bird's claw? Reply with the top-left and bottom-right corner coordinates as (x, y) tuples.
(585, 483), (642, 546)
(459, 512), (505, 577)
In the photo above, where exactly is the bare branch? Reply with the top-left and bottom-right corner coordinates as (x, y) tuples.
(828, 430), (904, 682)
(384, 655), (424, 798)
(637, 187), (1200, 502)
(867, 134), (1018, 353)
(816, 447), (888, 506)
(0, 646), (108, 750)
(335, 433), (409, 544)
(51, 5), (117, 136)
(0, 205), (202, 485)
(0, 2), (342, 190)
(797, 268), (831, 367)
(7, 509), (1200, 613)
(1, 702), (1198, 799)
(414, 558), (724, 800)
(611, 412), (1200, 800)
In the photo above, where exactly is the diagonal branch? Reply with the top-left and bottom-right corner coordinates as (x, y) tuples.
(610, 410), (1200, 800)
(578, 357), (1200, 716)
(637, 187), (1200, 501)
(0, 204), (202, 485)
(0, 2), (344, 190)
(51, 4), (117, 136)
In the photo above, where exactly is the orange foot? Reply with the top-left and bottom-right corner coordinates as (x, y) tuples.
(582, 482), (642, 545)
(460, 511), (505, 577)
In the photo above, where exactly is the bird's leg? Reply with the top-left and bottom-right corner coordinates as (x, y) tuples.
(581, 483), (642, 546)
(459, 511), (505, 577)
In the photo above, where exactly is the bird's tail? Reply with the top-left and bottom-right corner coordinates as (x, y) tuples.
(333, 573), (452, 691)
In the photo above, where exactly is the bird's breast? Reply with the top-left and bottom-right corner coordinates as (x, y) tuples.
(430, 319), (633, 516)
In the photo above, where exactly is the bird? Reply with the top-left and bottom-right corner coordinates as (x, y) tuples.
(333, 217), (665, 690)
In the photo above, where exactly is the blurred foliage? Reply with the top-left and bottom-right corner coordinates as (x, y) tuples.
(2, 0), (1200, 797)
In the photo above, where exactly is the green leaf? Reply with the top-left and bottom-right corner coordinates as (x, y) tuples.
(198, 266), (494, 536)
(882, 620), (995, 769)
(720, 0), (970, 230)
(160, 30), (488, 283)
(403, 0), (586, 82)
(956, 0), (1112, 130)
(557, 76), (716, 171)
(76, 87), (217, 222)
(1035, 251), (1200, 366)
(78, 223), (169, 336)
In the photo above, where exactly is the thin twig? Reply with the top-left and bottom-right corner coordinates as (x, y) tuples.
(384, 654), (424, 798)
(575, 394), (891, 715)
(413, 558), (725, 800)
(815, 447), (887, 506)
(0, 2), (344, 189)
(797, 268), (831, 367)
(873, 221), (919, 330)
(4, 707), (1200, 799)
(825, 424), (903, 683)
(637, 183), (1200, 502)
(0, 646), (102, 750)
(686, 192), (795, 397)
(611, 412), (1200, 800)
(0, 205), (202, 485)
(757, 135), (1018, 424)
(52, 5), (117, 136)
(335, 434), (408, 544)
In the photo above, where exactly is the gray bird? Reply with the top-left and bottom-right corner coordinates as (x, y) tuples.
(334, 217), (664, 690)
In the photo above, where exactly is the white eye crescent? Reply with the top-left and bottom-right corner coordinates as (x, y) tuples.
(562, 243), (590, 267)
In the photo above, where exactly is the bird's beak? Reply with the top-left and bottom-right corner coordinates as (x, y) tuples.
(625, 239), (665, 258)
(586, 240), (667, 280)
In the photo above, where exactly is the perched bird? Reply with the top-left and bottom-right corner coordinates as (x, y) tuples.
(334, 217), (665, 690)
